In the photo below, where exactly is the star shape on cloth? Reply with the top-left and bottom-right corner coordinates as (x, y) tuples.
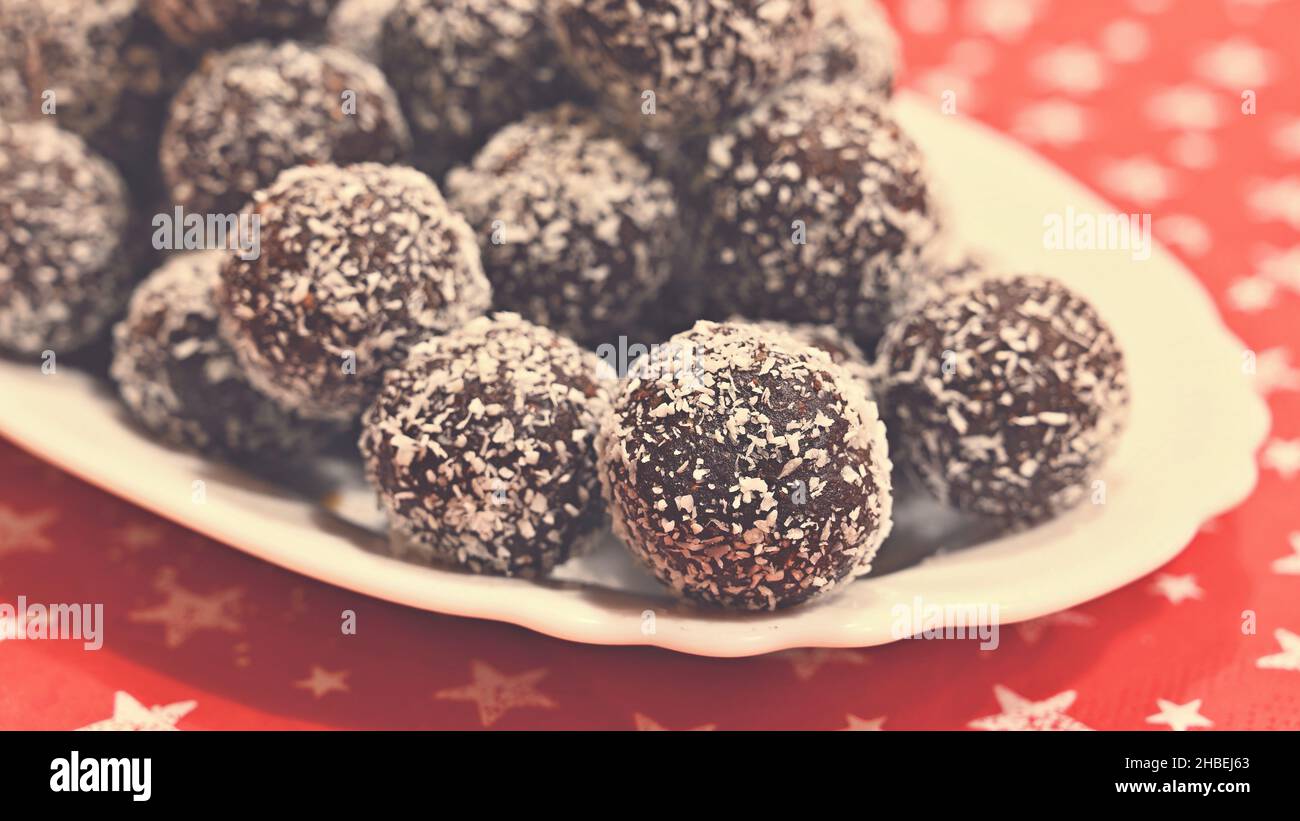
(1273, 533), (1300, 575)
(0, 505), (56, 557)
(295, 665), (350, 699)
(77, 691), (196, 731)
(1150, 573), (1203, 604)
(128, 568), (243, 649)
(1015, 609), (1097, 645)
(1248, 177), (1300, 230)
(1146, 698), (1213, 731)
(1195, 37), (1276, 89)
(1256, 243), (1300, 292)
(777, 648), (868, 681)
(968, 685), (1092, 731)
(1256, 628), (1300, 672)
(1226, 276), (1277, 312)
(842, 714), (887, 731)
(1274, 117), (1300, 160)
(1261, 438), (1300, 480)
(1252, 348), (1300, 395)
(633, 713), (716, 731)
(435, 661), (556, 727)
(1096, 156), (1174, 206)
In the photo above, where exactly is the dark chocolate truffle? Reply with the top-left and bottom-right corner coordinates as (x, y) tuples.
(598, 320), (893, 610)
(145, 0), (337, 49)
(732, 318), (874, 386)
(160, 40), (411, 215)
(0, 121), (133, 356)
(445, 105), (678, 348)
(381, 0), (579, 177)
(360, 312), (611, 576)
(111, 251), (340, 459)
(216, 162), (491, 422)
(326, 0), (399, 63)
(876, 274), (1130, 526)
(0, 0), (136, 138)
(702, 78), (941, 351)
(550, 0), (815, 137)
(791, 0), (898, 96)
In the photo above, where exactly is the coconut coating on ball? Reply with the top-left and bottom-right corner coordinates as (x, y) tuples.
(0, 0), (136, 138)
(550, 0), (815, 137)
(702, 78), (941, 352)
(361, 313), (611, 576)
(446, 105), (678, 348)
(876, 275), (1130, 526)
(145, 0), (337, 49)
(731, 318), (874, 387)
(0, 122), (133, 356)
(111, 251), (340, 460)
(791, 0), (898, 95)
(326, 0), (400, 63)
(382, 0), (580, 177)
(161, 40), (411, 215)
(216, 163), (491, 422)
(598, 321), (893, 610)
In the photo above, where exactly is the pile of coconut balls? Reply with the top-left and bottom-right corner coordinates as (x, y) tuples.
(0, 0), (1130, 611)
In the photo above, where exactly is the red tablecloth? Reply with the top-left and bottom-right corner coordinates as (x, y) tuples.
(2, 0), (1298, 730)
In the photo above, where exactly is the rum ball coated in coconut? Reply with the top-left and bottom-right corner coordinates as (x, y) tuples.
(160, 40), (411, 215)
(145, 0), (337, 49)
(326, 0), (400, 63)
(597, 321), (893, 610)
(702, 78), (941, 351)
(111, 252), (341, 460)
(791, 0), (898, 96)
(0, 0), (136, 138)
(550, 0), (815, 137)
(876, 275), (1130, 527)
(445, 105), (678, 347)
(360, 313), (611, 576)
(381, 0), (579, 177)
(0, 122), (133, 356)
(216, 163), (491, 422)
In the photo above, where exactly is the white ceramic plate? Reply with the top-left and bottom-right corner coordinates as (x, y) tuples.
(0, 93), (1270, 657)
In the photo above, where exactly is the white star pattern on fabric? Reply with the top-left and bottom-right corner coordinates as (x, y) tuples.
(1145, 85), (1223, 130)
(1097, 156), (1174, 205)
(633, 713), (716, 731)
(1013, 99), (1089, 146)
(1032, 43), (1107, 94)
(0, 505), (55, 557)
(965, 0), (1042, 42)
(1146, 698), (1213, 731)
(1261, 438), (1300, 480)
(295, 666), (350, 699)
(900, 0), (948, 34)
(1248, 178), (1300, 229)
(1274, 118), (1300, 159)
(128, 568), (243, 649)
(843, 714), (887, 731)
(435, 661), (556, 727)
(1273, 533), (1300, 575)
(778, 648), (868, 681)
(1195, 37), (1275, 88)
(1256, 628), (1300, 672)
(1155, 215), (1211, 257)
(1168, 132), (1217, 169)
(969, 685), (1092, 731)
(1256, 244), (1300, 293)
(77, 691), (196, 731)
(1226, 276), (1276, 312)
(1016, 610), (1097, 645)
(1100, 18), (1149, 63)
(1252, 348), (1300, 395)
(1150, 573), (1204, 604)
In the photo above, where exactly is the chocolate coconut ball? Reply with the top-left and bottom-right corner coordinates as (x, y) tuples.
(876, 275), (1130, 527)
(0, 121), (133, 356)
(361, 313), (611, 576)
(550, 0), (815, 137)
(216, 163), (491, 422)
(791, 0), (898, 96)
(145, 0), (337, 49)
(598, 321), (893, 610)
(733, 318), (874, 386)
(445, 105), (678, 348)
(326, 0), (399, 63)
(702, 78), (941, 352)
(160, 40), (411, 215)
(112, 251), (340, 460)
(0, 0), (136, 138)
(382, 0), (579, 178)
